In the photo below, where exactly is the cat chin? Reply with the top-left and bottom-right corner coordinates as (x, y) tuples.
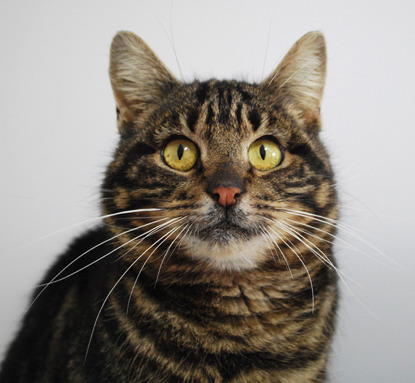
(183, 235), (270, 271)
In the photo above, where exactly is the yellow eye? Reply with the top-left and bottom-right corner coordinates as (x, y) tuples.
(163, 138), (198, 171)
(248, 137), (283, 171)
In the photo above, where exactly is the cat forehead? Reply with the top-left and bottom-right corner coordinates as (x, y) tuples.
(150, 79), (295, 147)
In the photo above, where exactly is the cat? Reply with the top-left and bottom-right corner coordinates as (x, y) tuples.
(0, 30), (338, 382)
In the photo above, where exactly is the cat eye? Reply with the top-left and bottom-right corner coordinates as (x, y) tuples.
(163, 138), (198, 171)
(248, 137), (283, 171)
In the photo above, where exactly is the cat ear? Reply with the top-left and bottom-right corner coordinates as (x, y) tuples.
(261, 31), (326, 131)
(109, 31), (179, 133)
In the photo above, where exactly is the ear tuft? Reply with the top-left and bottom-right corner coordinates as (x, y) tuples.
(109, 31), (178, 133)
(262, 31), (327, 131)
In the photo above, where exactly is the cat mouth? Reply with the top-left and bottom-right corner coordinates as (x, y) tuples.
(195, 208), (257, 244)
(184, 209), (267, 270)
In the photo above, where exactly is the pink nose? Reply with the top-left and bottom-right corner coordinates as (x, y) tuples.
(211, 186), (242, 207)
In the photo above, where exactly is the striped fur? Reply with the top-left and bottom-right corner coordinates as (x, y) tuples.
(1, 31), (338, 382)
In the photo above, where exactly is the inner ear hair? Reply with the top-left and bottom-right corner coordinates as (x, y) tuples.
(109, 31), (179, 133)
(261, 31), (327, 131)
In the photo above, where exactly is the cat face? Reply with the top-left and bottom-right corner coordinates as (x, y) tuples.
(102, 32), (337, 272)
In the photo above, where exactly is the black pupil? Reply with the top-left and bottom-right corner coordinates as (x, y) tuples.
(260, 144), (266, 160)
(177, 144), (184, 160)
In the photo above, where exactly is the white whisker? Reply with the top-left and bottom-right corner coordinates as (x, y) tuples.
(20, 208), (163, 249)
(154, 223), (190, 287)
(259, 224), (294, 278)
(284, 217), (394, 268)
(27, 218), (169, 313)
(113, 217), (184, 262)
(278, 220), (361, 288)
(266, 221), (315, 312)
(126, 221), (187, 314)
(281, 208), (403, 270)
(86, 219), (187, 360)
(164, 223), (194, 266)
(38, 218), (176, 287)
(274, 219), (378, 318)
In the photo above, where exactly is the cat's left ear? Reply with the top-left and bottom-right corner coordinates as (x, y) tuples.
(261, 31), (326, 131)
(109, 31), (179, 133)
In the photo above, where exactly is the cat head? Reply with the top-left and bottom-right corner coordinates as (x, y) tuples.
(102, 31), (337, 272)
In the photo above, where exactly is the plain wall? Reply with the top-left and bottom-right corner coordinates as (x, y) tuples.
(1, 1), (414, 381)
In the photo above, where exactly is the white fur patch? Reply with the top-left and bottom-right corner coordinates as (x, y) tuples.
(183, 235), (271, 271)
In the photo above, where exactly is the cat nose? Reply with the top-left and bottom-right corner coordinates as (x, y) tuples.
(211, 186), (242, 208)
(206, 163), (246, 207)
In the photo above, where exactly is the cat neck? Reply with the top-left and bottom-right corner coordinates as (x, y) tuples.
(116, 253), (332, 321)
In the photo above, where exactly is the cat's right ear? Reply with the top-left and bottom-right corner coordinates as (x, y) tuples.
(109, 31), (179, 134)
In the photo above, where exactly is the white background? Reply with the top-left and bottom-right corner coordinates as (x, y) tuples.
(1, 1), (414, 381)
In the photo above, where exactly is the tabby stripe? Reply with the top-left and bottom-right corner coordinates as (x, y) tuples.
(107, 294), (220, 381)
(248, 108), (262, 131)
(195, 81), (210, 105)
(109, 292), (332, 381)
(107, 274), (334, 381)
(124, 263), (335, 336)
(119, 277), (253, 345)
(100, 309), (208, 381)
(163, 203), (201, 210)
(217, 86), (229, 124)
(235, 84), (253, 103)
(103, 142), (155, 189)
(290, 142), (329, 175)
(235, 103), (243, 126)
(186, 108), (199, 132)
(206, 103), (214, 125)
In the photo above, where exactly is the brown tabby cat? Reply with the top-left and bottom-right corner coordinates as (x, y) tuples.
(0, 31), (338, 382)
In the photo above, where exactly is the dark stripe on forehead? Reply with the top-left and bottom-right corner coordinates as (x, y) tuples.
(235, 84), (253, 103)
(186, 108), (199, 132)
(217, 87), (229, 124)
(235, 103), (243, 126)
(206, 103), (214, 126)
(248, 108), (261, 131)
(170, 110), (180, 126)
(195, 81), (210, 105)
(227, 90), (233, 104)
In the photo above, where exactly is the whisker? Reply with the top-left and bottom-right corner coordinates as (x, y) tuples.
(126, 221), (187, 314)
(281, 220), (379, 318)
(278, 219), (381, 313)
(85, 249), (150, 361)
(86, 219), (187, 360)
(281, 208), (403, 269)
(260, 15), (274, 82)
(164, 223), (194, 266)
(169, 0), (184, 81)
(27, 218), (169, 313)
(266, 221), (315, 312)
(277, 220), (361, 287)
(273, 215), (381, 318)
(284, 217), (391, 267)
(113, 217), (185, 262)
(258, 224), (280, 261)
(278, 220), (335, 268)
(20, 208), (163, 249)
(40, 218), (180, 287)
(259, 224), (294, 278)
(154, 223), (190, 287)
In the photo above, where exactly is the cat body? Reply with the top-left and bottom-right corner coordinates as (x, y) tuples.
(1, 31), (338, 382)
